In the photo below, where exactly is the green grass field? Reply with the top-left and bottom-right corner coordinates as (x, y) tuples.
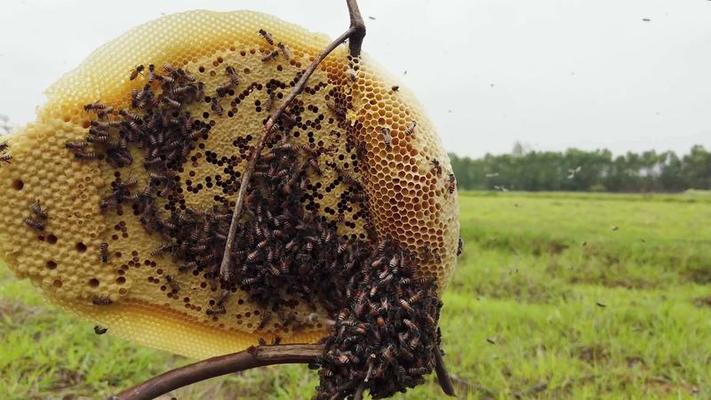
(1, 191), (710, 399)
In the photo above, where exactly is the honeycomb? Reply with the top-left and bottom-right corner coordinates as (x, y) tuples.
(0, 10), (459, 360)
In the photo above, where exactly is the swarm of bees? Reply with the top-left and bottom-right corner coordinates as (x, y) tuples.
(60, 27), (452, 400)
(316, 240), (442, 400)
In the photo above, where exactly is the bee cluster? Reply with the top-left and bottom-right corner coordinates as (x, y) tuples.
(69, 46), (447, 399)
(315, 240), (442, 399)
(217, 136), (370, 317)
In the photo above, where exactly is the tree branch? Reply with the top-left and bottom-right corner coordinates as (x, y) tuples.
(218, 0), (367, 282)
(434, 346), (456, 397)
(111, 344), (323, 400)
(346, 0), (366, 57)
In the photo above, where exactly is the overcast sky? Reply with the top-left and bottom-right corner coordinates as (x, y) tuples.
(1, 0), (710, 158)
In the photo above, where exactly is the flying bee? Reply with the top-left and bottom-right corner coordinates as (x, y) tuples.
(261, 50), (279, 62)
(448, 173), (456, 194)
(380, 127), (392, 149)
(94, 325), (108, 335)
(277, 42), (292, 59)
(404, 120), (417, 136)
(258, 28), (275, 45)
(130, 64), (145, 80)
(210, 97), (224, 116)
(100, 242), (109, 263)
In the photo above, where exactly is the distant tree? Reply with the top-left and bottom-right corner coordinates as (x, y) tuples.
(449, 146), (710, 193)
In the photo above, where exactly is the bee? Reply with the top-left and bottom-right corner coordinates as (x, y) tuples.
(147, 64), (157, 82)
(217, 67), (239, 96)
(165, 275), (180, 293)
(388, 254), (400, 269)
(402, 318), (419, 333)
(457, 237), (464, 256)
(225, 66), (240, 85)
(65, 140), (88, 150)
(258, 29), (275, 45)
(399, 299), (414, 314)
(0, 154), (8, 164)
(0, 142), (7, 152)
(277, 42), (292, 59)
(30, 200), (48, 220)
(380, 127), (392, 149)
(206, 304), (226, 316)
(163, 63), (178, 76)
(92, 296), (113, 306)
(94, 325), (108, 335)
(24, 217), (45, 231)
(347, 68), (358, 81)
(161, 96), (181, 108)
(100, 242), (109, 263)
(408, 366), (429, 376)
(404, 120), (416, 136)
(391, 85), (400, 92)
(257, 310), (272, 330)
(151, 242), (175, 256)
(246, 249), (261, 263)
(326, 100), (346, 120)
(210, 97), (224, 116)
(84, 101), (110, 113)
(448, 173), (456, 194)
(130, 64), (145, 80)
(408, 290), (424, 305)
(261, 50), (279, 62)
(265, 90), (276, 112)
(431, 159), (442, 175)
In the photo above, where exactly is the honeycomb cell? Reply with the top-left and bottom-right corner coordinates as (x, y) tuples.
(0, 10), (458, 360)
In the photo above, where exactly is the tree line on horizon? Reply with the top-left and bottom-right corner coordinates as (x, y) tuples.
(450, 144), (711, 192)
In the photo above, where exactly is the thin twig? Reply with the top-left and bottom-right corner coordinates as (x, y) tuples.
(218, 0), (366, 282)
(112, 344), (323, 400)
(434, 347), (456, 397)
